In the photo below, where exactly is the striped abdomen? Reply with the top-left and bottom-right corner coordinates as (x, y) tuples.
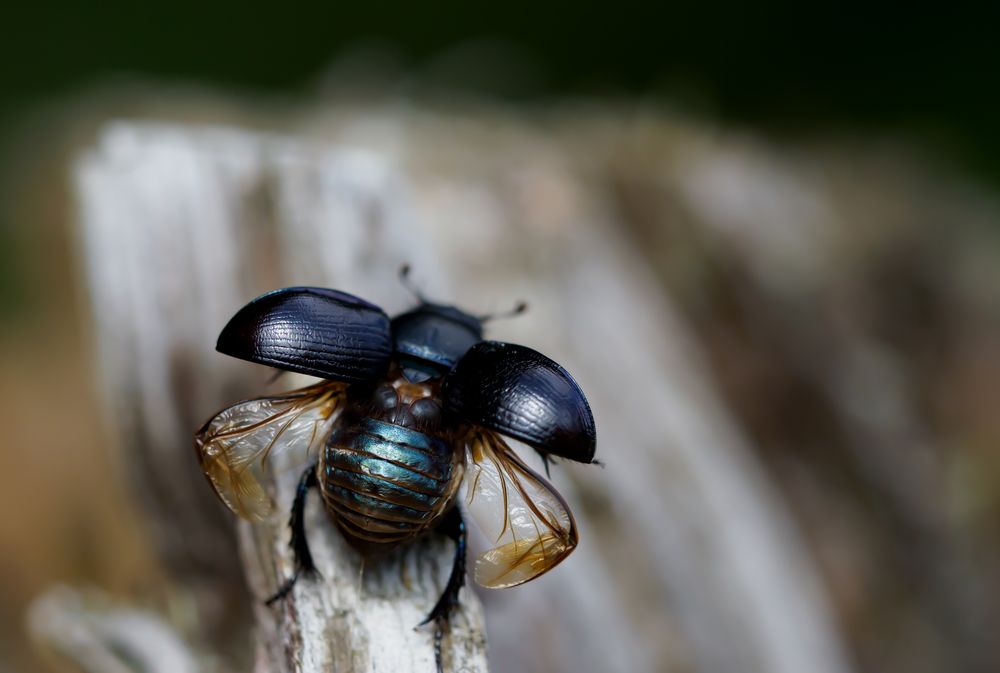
(321, 416), (460, 549)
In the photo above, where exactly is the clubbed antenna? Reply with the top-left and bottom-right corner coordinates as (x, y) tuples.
(398, 264), (428, 304)
(480, 300), (528, 323)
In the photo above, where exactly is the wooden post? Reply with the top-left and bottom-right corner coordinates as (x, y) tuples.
(71, 116), (855, 673)
(74, 122), (489, 673)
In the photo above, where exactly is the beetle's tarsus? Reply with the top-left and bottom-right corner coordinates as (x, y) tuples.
(265, 464), (319, 606)
(417, 508), (466, 672)
(433, 616), (447, 673)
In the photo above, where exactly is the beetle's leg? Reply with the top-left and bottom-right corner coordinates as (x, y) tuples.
(266, 463), (319, 605)
(534, 450), (557, 478)
(418, 507), (466, 673)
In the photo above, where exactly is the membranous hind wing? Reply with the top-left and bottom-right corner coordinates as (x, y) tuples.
(195, 381), (347, 520)
(463, 427), (578, 588)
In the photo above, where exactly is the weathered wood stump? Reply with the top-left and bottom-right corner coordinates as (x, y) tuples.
(66, 116), (859, 673)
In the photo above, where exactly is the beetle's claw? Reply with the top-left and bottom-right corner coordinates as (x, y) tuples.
(264, 570), (300, 606)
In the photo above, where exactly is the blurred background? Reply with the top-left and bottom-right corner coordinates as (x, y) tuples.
(2, 3), (999, 673)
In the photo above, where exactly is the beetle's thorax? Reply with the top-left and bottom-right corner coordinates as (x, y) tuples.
(391, 302), (484, 377)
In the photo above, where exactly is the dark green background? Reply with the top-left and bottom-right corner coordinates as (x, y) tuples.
(7, 3), (999, 322)
(4, 3), (999, 172)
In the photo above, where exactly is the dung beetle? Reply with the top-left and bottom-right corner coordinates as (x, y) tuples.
(195, 271), (596, 672)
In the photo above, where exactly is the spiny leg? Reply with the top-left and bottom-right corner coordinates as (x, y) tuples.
(419, 507), (467, 673)
(534, 450), (557, 478)
(266, 463), (319, 605)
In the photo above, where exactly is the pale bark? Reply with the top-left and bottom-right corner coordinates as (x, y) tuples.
(73, 123), (489, 672)
(68, 115), (863, 673)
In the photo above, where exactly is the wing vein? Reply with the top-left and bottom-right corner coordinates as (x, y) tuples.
(461, 426), (578, 589)
(194, 381), (347, 520)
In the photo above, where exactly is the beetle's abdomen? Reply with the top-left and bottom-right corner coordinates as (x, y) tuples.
(321, 417), (457, 549)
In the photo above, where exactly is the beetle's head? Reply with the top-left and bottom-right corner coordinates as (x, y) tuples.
(391, 302), (484, 382)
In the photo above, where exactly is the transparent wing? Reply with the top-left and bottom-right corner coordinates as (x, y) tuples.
(463, 427), (579, 588)
(194, 380), (347, 521)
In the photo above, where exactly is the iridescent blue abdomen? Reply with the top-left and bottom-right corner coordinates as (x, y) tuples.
(321, 415), (459, 549)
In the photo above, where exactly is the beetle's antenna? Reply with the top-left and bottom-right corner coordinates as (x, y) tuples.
(480, 301), (528, 323)
(398, 264), (429, 304)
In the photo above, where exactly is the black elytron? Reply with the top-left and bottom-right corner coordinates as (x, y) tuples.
(195, 278), (596, 671)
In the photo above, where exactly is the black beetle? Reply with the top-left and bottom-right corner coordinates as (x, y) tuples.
(195, 273), (596, 672)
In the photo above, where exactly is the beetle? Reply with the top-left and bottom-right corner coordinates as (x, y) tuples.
(194, 271), (596, 672)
